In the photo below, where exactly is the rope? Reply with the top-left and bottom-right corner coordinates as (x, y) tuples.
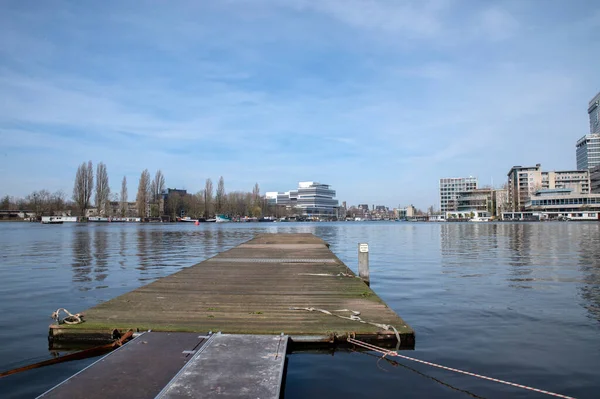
(289, 306), (401, 349)
(347, 337), (575, 399)
(51, 308), (84, 325)
(297, 272), (361, 278)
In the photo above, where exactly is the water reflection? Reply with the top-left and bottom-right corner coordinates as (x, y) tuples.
(71, 228), (92, 287)
(136, 227), (151, 272)
(119, 229), (127, 269)
(3, 222), (600, 398)
(440, 223), (499, 277)
(577, 226), (600, 322)
(93, 229), (108, 282)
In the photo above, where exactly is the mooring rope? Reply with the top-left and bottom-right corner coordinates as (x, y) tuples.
(297, 272), (361, 278)
(51, 308), (83, 325)
(347, 337), (575, 399)
(289, 307), (401, 349)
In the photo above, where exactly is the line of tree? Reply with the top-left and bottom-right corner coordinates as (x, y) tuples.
(0, 191), (71, 217)
(2, 162), (277, 220)
(162, 178), (271, 220)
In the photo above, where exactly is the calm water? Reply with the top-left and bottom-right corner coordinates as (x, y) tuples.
(0, 222), (599, 398)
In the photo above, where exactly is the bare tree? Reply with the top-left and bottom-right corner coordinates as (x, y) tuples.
(252, 183), (260, 206)
(120, 176), (128, 217)
(215, 176), (226, 213)
(0, 195), (10, 210)
(95, 162), (110, 216)
(73, 160), (94, 216)
(204, 178), (213, 218)
(136, 169), (151, 218)
(151, 170), (166, 202)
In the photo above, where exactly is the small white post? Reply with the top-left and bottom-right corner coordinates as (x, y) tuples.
(358, 243), (369, 286)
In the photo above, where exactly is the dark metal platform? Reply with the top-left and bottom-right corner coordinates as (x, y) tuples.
(40, 333), (288, 399)
(39, 332), (210, 398)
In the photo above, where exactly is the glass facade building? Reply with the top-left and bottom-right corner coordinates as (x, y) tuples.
(589, 92), (600, 134)
(267, 182), (338, 217)
(576, 134), (600, 170)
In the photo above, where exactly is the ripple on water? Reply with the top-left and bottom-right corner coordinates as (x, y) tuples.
(0, 222), (598, 398)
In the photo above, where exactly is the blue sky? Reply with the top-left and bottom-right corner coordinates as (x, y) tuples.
(1, 0), (599, 209)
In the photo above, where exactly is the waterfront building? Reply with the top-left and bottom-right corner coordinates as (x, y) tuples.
(507, 164), (542, 212)
(524, 188), (600, 220)
(456, 188), (493, 214)
(589, 91), (600, 134)
(296, 182), (338, 217)
(160, 188), (189, 219)
(591, 165), (600, 194)
(576, 134), (600, 170)
(507, 164), (589, 211)
(265, 192), (278, 206)
(542, 170), (590, 193)
(268, 182), (338, 218)
(397, 205), (416, 219)
(439, 177), (477, 213)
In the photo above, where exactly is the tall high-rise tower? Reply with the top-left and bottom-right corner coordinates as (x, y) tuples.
(575, 92), (600, 170)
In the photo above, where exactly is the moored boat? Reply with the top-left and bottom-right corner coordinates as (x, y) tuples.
(41, 217), (63, 225)
(177, 217), (199, 223)
(41, 216), (77, 224)
(215, 214), (232, 223)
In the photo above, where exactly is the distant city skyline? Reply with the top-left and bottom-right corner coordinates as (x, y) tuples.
(1, 1), (599, 208)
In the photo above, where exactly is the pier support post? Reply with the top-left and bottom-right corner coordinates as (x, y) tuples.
(358, 243), (369, 286)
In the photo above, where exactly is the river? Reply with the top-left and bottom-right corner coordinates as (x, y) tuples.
(0, 221), (598, 398)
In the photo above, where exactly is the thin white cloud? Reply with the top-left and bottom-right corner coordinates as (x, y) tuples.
(0, 0), (597, 207)
(474, 6), (520, 41)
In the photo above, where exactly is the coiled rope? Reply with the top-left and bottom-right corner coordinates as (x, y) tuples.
(51, 308), (83, 325)
(347, 337), (575, 399)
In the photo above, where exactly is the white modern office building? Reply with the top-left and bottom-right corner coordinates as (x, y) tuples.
(267, 182), (338, 218)
(439, 177), (477, 213)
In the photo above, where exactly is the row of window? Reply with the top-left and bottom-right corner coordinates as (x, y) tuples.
(530, 197), (600, 205)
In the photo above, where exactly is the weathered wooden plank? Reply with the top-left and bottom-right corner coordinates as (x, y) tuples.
(50, 234), (414, 347)
(157, 334), (288, 399)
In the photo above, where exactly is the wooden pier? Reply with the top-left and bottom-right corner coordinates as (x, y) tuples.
(49, 233), (414, 347)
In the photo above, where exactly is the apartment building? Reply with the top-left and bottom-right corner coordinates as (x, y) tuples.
(591, 165), (600, 194)
(507, 164), (543, 211)
(542, 170), (589, 193)
(439, 177), (477, 213)
(507, 164), (590, 211)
